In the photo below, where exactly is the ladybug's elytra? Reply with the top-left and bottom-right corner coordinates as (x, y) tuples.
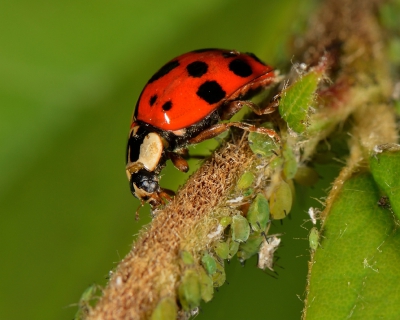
(126, 49), (280, 208)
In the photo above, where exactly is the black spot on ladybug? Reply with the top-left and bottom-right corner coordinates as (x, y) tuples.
(229, 59), (253, 77)
(197, 81), (226, 104)
(149, 94), (157, 106)
(247, 52), (266, 66)
(162, 101), (172, 111)
(186, 61), (208, 78)
(148, 60), (180, 84)
(222, 51), (239, 58)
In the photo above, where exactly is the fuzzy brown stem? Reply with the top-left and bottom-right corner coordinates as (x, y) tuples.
(87, 140), (256, 320)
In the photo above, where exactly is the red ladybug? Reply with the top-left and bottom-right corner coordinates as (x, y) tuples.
(126, 49), (279, 208)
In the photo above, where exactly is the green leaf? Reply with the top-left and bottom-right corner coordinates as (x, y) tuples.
(370, 147), (400, 220)
(279, 69), (321, 133)
(304, 173), (400, 319)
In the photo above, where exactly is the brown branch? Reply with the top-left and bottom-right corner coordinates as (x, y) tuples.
(88, 139), (257, 319)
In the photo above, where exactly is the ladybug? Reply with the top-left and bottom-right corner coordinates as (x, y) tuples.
(126, 48), (279, 208)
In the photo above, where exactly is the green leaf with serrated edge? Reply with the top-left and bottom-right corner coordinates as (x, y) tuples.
(370, 149), (400, 220)
(304, 173), (400, 320)
(279, 70), (320, 133)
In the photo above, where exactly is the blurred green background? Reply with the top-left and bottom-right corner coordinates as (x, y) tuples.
(0, 1), (321, 319)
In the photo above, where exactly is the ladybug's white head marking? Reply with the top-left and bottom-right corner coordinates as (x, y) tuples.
(137, 132), (163, 172)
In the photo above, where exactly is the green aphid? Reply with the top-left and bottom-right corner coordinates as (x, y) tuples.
(201, 253), (217, 275)
(237, 231), (264, 262)
(180, 251), (194, 265)
(150, 297), (177, 320)
(248, 129), (277, 158)
(269, 156), (284, 170)
(198, 267), (214, 302)
(214, 241), (229, 260)
(178, 269), (201, 311)
(231, 214), (250, 243)
(242, 187), (254, 197)
(237, 171), (255, 190)
(309, 227), (320, 251)
(269, 180), (293, 220)
(74, 284), (99, 320)
(278, 68), (320, 133)
(247, 193), (270, 232)
(211, 261), (226, 287)
(282, 143), (298, 180)
(219, 216), (232, 228)
(228, 239), (239, 260)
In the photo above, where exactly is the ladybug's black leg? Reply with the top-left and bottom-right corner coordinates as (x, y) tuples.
(189, 122), (280, 144)
(220, 98), (280, 120)
(168, 152), (189, 172)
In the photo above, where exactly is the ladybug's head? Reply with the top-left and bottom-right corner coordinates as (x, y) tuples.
(129, 169), (160, 201)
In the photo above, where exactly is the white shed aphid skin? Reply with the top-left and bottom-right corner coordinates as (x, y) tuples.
(308, 207), (320, 225)
(257, 236), (281, 271)
(207, 224), (224, 240)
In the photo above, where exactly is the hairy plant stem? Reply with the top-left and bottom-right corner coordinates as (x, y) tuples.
(88, 140), (258, 319)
